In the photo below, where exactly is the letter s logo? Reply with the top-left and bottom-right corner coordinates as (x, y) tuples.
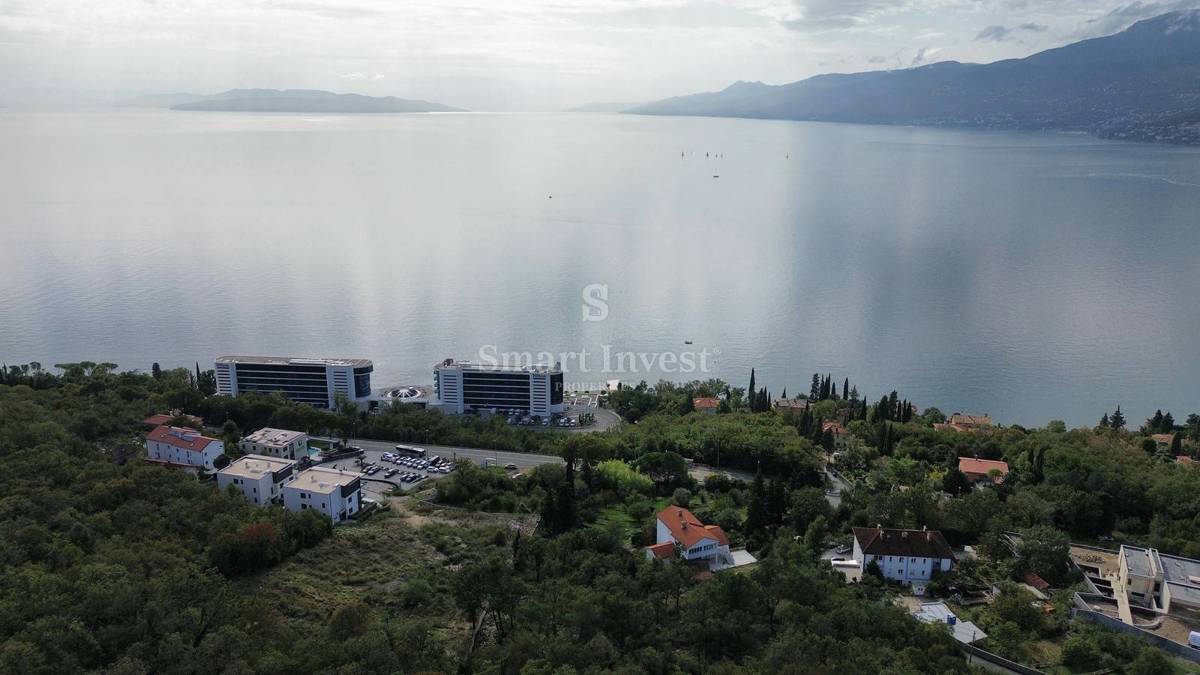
(581, 283), (609, 322)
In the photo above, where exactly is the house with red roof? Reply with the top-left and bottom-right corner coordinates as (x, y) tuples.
(145, 425), (224, 471)
(957, 457), (1009, 485)
(646, 506), (732, 566)
(693, 397), (721, 414)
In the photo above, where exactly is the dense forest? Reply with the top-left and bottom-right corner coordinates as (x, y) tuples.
(1, 362), (1197, 673)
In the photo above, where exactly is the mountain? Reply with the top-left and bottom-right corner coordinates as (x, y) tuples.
(629, 10), (1200, 144)
(170, 89), (464, 113)
(118, 92), (211, 108)
(566, 101), (647, 113)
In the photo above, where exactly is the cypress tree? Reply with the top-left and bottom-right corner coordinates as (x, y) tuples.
(745, 468), (769, 535)
(748, 369), (756, 409)
(811, 373), (821, 399)
(843, 378), (850, 402)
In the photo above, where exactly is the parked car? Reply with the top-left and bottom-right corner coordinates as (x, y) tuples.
(505, 463), (518, 470)
(384, 468), (398, 478)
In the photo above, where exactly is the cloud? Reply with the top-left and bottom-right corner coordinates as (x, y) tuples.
(910, 45), (940, 66)
(974, 22), (1047, 42)
(1077, 1), (1200, 37)
(340, 72), (385, 82)
(265, 1), (384, 20)
(781, 0), (908, 32)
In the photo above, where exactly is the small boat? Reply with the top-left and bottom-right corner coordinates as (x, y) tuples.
(684, 340), (693, 345)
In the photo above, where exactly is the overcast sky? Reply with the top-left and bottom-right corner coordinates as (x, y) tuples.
(1, 0), (1198, 110)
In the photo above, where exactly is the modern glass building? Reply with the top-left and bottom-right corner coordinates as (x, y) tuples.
(433, 359), (564, 417)
(215, 356), (373, 409)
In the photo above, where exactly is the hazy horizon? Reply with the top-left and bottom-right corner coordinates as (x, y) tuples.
(3, 0), (1200, 112)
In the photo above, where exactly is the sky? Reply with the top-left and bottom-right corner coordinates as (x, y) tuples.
(1, 0), (1198, 110)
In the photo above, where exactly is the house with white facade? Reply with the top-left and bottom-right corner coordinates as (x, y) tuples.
(282, 466), (362, 524)
(239, 428), (309, 461)
(145, 425), (224, 471)
(216, 454), (297, 506)
(852, 526), (955, 590)
(645, 507), (741, 570)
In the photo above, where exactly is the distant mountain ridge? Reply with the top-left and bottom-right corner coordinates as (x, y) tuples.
(629, 11), (1200, 144)
(166, 89), (464, 113)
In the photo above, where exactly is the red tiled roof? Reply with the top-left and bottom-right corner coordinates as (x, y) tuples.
(1023, 571), (1050, 591)
(693, 397), (720, 409)
(142, 413), (202, 428)
(958, 457), (1009, 482)
(646, 542), (675, 559)
(658, 507), (727, 548)
(146, 425), (220, 454)
(822, 421), (845, 435)
(1178, 455), (1196, 465)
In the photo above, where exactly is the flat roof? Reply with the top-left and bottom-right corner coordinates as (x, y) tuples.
(436, 359), (560, 374)
(1122, 545), (1162, 578)
(219, 454), (295, 479)
(241, 427), (307, 447)
(287, 466), (361, 494)
(216, 355), (372, 368)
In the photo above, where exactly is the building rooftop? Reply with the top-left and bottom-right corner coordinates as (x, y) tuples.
(658, 507), (729, 548)
(958, 457), (1010, 481)
(288, 466), (361, 494)
(853, 526), (955, 560)
(219, 454), (296, 480)
(242, 427), (307, 447)
(435, 358), (561, 374)
(646, 542), (675, 559)
(693, 397), (720, 410)
(1122, 545), (1163, 578)
(216, 355), (372, 368)
(146, 425), (221, 453)
(913, 602), (987, 644)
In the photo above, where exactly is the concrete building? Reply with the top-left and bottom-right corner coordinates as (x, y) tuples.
(433, 359), (564, 417)
(145, 425), (224, 470)
(216, 454), (297, 506)
(282, 466), (362, 524)
(852, 526), (955, 588)
(1119, 545), (1200, 614)
(239, 428), (309, 461)
(214, 356), (373, 409)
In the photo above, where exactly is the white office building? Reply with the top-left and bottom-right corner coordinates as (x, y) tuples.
(433, 359), (564, 417)
(215, 356), (373, 409)
(282, 466), (363, 524)
(239, 428), (309, 461)
(852, 526), (955, 587)
(145, 425), (224, 471)
(216, 454), (297, 506)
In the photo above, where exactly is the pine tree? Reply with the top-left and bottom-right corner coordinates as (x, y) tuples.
(1163, 412), (1175, 431)
(1100, 412), (1110, 428)
(1149, 409), (1165, 433)
(1111, 406), (1126, 430)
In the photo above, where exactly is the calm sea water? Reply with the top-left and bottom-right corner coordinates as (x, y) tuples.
(2, 109), (1199, 427)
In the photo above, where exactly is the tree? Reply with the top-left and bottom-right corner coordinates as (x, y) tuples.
(1099, 412), (1110, 428)
(748, 369), (756, 411)
(151, 362), (162, 380)
(1170, 433), (1182, 457)
(328, 602), (371, 640)
(744, 469), (770, 535)
(1127, 646), (1172, 675)
(941, 468), (972, 496)
(636, 452), (688, 490)
(1110, 406), (1126, 430)
(1017, 525), (1071, 585)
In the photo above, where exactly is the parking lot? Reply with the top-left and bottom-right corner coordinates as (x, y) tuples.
(317, 437), (564, 501)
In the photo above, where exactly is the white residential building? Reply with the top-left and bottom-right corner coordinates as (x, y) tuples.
(282, 466), (363, 524)
(145, 425), (224, 471)
(645, 507), (731, 565)
(852, 526), (955, 587)
(1119, 545), (1200, 613)
(215, 355), (373, 409)
(239, 428), (309, 461)
(216, 454), (297, 506)
(433, 359), (564, 418)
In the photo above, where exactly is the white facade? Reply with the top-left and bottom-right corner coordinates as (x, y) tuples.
(656, 517), (728, 561)
(852, 527), (954, 585)
(215, 356), (373, 409)
(433, 359), (564, 417)
(145, 426), (224, 471)
(282, 466), (362, 524)
(216, 454), (297, 505)
(239, 428), (308, 460)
